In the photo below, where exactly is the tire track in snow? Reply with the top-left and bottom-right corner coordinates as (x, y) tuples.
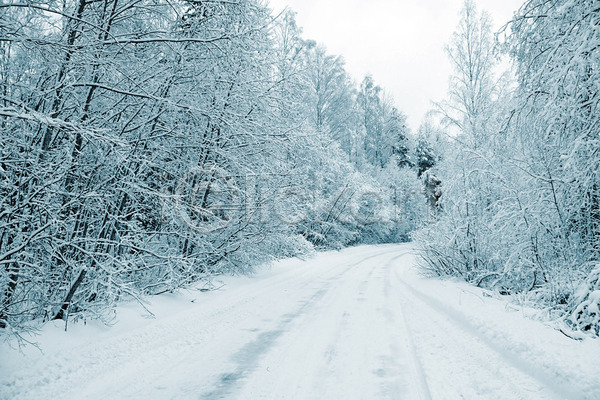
(199, 287), (329, 399)
(218, 246), (412, 399)
(198, 247), (406, 399)
(393, 267), (587, 400)
(383, 253), (432, 400)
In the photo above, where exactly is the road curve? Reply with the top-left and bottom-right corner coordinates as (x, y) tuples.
(1, 244), (593, 399)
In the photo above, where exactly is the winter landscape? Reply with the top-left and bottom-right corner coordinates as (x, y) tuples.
(1, 0), (599, 398)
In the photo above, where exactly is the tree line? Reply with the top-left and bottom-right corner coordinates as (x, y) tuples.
(417, 0), (600, 337)
(0, 0), (428, 333)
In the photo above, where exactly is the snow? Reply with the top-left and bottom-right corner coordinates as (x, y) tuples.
(1, 244), (599, 399)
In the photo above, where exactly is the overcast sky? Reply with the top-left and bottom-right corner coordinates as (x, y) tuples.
(267, 0), (524, 131)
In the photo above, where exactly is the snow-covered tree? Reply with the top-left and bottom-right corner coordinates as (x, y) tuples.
(0, 0), (427, 333)
(416, 0), (600, 336)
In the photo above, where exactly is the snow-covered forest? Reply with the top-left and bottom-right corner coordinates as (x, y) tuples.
(416, 0), (600, 338)
(0, 0), (425, 333)
(1, 0), (599, 343)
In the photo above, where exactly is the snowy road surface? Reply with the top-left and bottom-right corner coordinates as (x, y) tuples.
(2, 244), (600, 399)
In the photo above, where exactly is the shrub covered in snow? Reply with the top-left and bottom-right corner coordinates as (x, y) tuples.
(569, 265), (600, 337)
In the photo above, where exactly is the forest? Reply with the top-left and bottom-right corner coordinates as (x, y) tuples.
(0, 0), (598, 340)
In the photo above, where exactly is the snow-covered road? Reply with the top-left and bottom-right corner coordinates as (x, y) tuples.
(2, 244), (600, 399)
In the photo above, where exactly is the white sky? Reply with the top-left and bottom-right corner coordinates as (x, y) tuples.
(267, 0), (524, 131)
